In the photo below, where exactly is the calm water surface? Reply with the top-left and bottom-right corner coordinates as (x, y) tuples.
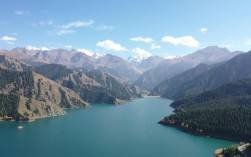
(0, 98), (235, 157)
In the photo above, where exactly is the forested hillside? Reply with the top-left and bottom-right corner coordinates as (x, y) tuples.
(161, 79), (251, 141)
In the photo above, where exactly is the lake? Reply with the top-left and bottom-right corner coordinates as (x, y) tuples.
(0, 97), (235, 157)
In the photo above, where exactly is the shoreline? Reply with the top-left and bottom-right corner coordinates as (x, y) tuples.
(159, 120), (243, 142)
(142, 95), (161, 98)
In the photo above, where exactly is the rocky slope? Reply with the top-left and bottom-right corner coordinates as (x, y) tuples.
(0, 54), (31, 71)
(35, 64), (141, 104)
(0, 68), (88, 121)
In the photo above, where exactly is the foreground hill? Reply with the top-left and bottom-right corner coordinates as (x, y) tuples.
(160, 51), (251, 100)
(35, 64), (141, 104)
(134, 46), (241, 91)
(0, 68), (88, 121)
(160, 79), (251, 141)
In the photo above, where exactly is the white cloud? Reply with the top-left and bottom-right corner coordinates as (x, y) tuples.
(55, 20), (93, 36)
(130, 37), (153, 43)
(162, 35), (199, 47)
(200, 27), (207, 33)
(77, 48), (94, 56)
(26, 45), (51, 51)
(57, 29), (75, 35)
(26, 45), (39, 50)
(14, 10), (30, 15)
(132, 47), (152, 59)
(65, 45), (73, 49)
(244, 39), (251, 45)
(59, 20), (94, 29)
(40, 47), (51, 51)
(13, 32), (18, 36)
(151, 44), (161, 49)
(1, 36), (17, 41)
(96, 40), (127, 52)
(1, 36), (17, 44)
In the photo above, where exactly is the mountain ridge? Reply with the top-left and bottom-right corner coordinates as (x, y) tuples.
(160, 51), (251, 100)
(134, 46), (242, 91)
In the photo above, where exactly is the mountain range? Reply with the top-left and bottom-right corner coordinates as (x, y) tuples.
(0, 45), (247, 122)
(153, 51), (251, 100)
(1, 46), (241, 87)
(134, 46), (242, 91)
(0, 53), (140, 121)
(0, 48), (142, 82)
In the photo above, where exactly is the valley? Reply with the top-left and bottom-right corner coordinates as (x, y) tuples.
(0, 45), (250, 157)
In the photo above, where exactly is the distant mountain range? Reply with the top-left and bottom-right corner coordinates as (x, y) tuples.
(154, 51), (251, 100)
(134, 46), (242, 91)
(0, 48), (142, 82)
(1, 46), (240, 86)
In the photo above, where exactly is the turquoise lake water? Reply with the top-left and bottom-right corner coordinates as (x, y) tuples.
(0, 97), (235, 157)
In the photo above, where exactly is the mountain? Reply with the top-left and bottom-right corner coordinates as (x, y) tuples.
(161, 51), (251, 100)
(35, 64), (141, 104)
(0, 68), (88, 121)
(1, 48), (142, 82)
(137, 56), (165, 72)
(0, 54), (31, 71)
(95, 54), (142, 82)
(0, 48), (96, 68)
(134, 46), (242, 91)
(161, 78), (251, 141)
(150, 63), (219, 96)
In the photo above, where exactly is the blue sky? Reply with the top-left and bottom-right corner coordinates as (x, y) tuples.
(1, 0), (251, 59)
